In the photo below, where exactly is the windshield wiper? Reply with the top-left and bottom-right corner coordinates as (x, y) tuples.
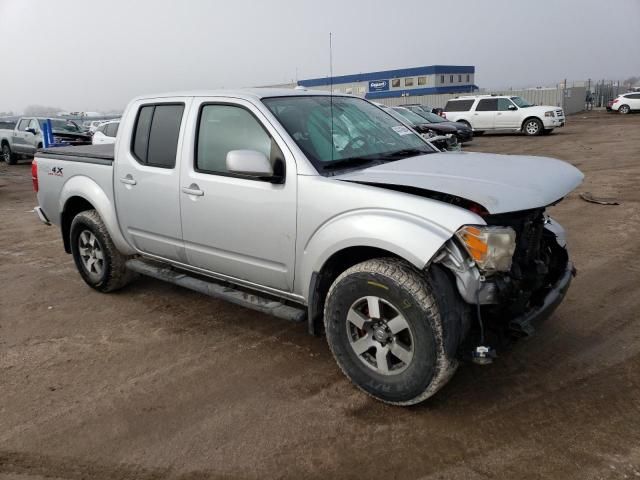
(378, 148), (432, 160)
(321, 156), (381, 171)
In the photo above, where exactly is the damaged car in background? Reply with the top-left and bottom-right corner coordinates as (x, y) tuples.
(32, 90), (583, 405)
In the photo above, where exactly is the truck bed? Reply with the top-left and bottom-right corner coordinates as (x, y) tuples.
(37, 144), (114, 165)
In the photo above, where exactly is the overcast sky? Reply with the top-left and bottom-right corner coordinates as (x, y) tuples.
(1, 0), (639, 113)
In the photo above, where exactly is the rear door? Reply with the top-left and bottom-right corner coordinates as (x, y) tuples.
(628, 93), (640, 110)
(472, 99), (497, 130)
(494, 98), (520, 129)
(114, 99), (190, 262)
(179, 97), (297, 292)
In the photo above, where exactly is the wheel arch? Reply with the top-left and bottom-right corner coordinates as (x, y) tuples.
(59, 177), (135, 256)
(300, 210), (456, 335)
(521, 115), (543, 132)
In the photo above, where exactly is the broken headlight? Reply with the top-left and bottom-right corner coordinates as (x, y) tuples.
(455, 225), (517, 274)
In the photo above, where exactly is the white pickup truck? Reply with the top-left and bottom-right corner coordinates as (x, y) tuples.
(33, 89), (583, 405)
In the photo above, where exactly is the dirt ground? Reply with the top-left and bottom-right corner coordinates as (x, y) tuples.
(1, 110), (640, 480)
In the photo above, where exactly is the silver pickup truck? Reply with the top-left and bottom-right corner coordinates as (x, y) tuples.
(33, 89), (583, 405)
(1, 117), (91, 164)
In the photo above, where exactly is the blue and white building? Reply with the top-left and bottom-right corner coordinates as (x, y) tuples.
(297, 65), (477, 100)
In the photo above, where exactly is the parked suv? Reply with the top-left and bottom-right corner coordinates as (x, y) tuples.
(92, 120), (120, 145)
(610, 92), (640, 114)
(444, 95), (565, 136)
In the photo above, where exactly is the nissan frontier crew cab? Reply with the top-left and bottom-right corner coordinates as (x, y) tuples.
(33, 89), (583, 405)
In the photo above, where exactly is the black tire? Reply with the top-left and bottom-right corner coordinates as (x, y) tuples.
(70, 210), (136, 292)
(543, 128), (553, 135)
(324, 258), (457, 405)
(2, 144), (17, 165)
(619, 104), (631, 114)
(523, 118), (543, 136)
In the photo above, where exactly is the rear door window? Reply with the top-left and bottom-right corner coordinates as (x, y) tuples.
(444, 100), (474, 112)
(105, 123), (119, 137)
(132, 104), (184, 168)
(476, 99), (498, 111)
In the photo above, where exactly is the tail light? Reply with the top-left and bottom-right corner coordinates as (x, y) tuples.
(613, 99), (619, 104)
(31, 159), (38, 192)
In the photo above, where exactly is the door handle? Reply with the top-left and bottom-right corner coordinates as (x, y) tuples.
(119, 175), (137, 185)
(182, 184), (204, 196)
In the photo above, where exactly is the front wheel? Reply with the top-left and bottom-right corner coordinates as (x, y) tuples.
(70, 210), (136, 292)
(619, 104), (631, 114)
(523, 118), (543, 136)
(324, 258), (457, 405)
(2, 144), (16, 165)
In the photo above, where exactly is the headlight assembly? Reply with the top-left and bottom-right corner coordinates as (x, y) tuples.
(544, 110), (555, 117)
(455, 225), (517, 274)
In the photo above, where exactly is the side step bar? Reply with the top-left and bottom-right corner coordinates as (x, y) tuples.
(126, 259), (306, 323)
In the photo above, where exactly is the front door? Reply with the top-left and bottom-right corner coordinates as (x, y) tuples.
(12, 118), (32, 154)
(179, 98), (297, 292)
(114, 100), (190, 263)
(494, 98), (521, 129)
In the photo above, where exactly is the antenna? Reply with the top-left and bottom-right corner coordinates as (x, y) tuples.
(329, 32), (334, 162)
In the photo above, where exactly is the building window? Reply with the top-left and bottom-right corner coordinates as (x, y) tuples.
(450, 75), (454, 83)
(357, 86), (365, 94)
(345, 87), (353, 95)
(418, 76), (426, 86)
(405, 78), (414, 87)
(458, 75), (462, 82)
(440, 75), (445, 84)
(391, 79), (400, 88)
(466, 74), (470, 82)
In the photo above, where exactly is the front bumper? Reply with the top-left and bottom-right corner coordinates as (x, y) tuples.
(544, 117), (565, 128)
(507, 261), (574, 337)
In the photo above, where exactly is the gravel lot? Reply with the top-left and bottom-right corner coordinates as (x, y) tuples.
(1, 110), (640, 479)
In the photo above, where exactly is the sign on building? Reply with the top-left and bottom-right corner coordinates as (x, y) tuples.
(369, 80), (389, 92)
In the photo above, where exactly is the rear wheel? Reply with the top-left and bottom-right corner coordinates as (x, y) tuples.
(2, 144), (16, 165)
(523, 118), (543, 136)
(619, 104), (631, 114)
(70, 210), (136, 292)
(324, 258), (457, 405)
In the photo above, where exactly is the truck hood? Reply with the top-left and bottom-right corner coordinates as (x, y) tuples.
(333, 151), (583, 214)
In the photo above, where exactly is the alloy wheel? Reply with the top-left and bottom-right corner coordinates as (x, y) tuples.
(346, 296), (414, 375)
(525, 121), (540, 135)
(78, 230), (104, 278)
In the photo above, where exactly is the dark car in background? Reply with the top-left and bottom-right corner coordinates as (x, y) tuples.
(402, 106), (473, 142)
(401, 103), (444, 116)
(381, 106), (458, 150)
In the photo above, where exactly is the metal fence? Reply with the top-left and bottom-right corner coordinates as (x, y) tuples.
(377, 84), (588, 115)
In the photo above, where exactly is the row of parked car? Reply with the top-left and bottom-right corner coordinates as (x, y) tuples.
(0, 117), (120, 164)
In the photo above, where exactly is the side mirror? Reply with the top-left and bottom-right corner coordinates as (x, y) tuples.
(26, 128), (38, 135)
(508, 104), (517, 111)
(226, 150), (273, 178)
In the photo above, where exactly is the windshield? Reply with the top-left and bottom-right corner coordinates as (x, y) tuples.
(511, 96), (534, 108)
(389, 107), (429, 126)
(263, 96), (434, 172)
(415, 111), (446, 123)
(38, 119), (81, 132)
